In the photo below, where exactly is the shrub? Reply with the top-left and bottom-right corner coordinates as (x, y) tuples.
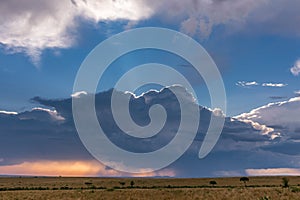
(130, 180), (135, 187)
(282, 177), (289, 188)
(209, 180), (217, 186)
(240, 177), (249, 186)
(119, 181), (126, 186)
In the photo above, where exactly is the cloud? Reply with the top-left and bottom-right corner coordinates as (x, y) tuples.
(0, 0), (153, 65)
(0, 0), (77, 65)
(0, 110), (18, 115)
(74, 0), (153, 22)
(231, 118), (279, 139)
(236, 81), (259, 88)
(269, 96), (287, 100)
(235, 97), (300, 133)
(214, 170), (242, 177)
(262, 83), (287, 87)
(0, 160), (122, 177)
(71, 91), (88, 98)
(2, 0), (300, 64)
(236, 81), (288, 88)
(291, 59), (300, 76)
(1, 85), (300, 177)
(31, 107), (65, 121)
(246, 168), (300, 176)
(295, 90), (300, 96)
(0, 160), (176, 177)
(143, 0), (269, 38)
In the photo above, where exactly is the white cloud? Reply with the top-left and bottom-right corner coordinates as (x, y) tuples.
(291, 59), (300, 76)
(232, 117), (279, 139)
(2, 0), (300, 64)
(236, 81), (259, 87)
(236, 81), (289, 88)
(71, 91), (88, 98)
(262, 83), (287, 87)
(235, 97), (300, 133)
(32, 107), (65, 121)
(0, 0), (77, 65)
(74, 0), (153, 22)
(295, 90), (300, 96)
(246, 168), (300, 176)
(0, 110), (18, 115)
(206, 107), (225, 117)
(0, 0), (153, 65)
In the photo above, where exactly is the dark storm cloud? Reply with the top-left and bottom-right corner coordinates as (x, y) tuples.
(0, 86), (299, 176)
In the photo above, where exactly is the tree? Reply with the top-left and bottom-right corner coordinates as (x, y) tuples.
(282, 177), (289, 188)
(240, 177), (249, 186)
(119, 181), (125, 187)
(209, 180), (217, 187)
(130, 180), (135, 187)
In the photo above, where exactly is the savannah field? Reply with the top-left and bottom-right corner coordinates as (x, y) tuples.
(1, 176), (300, 200)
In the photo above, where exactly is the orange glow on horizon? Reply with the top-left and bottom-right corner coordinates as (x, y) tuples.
(0, 160), (176, 177)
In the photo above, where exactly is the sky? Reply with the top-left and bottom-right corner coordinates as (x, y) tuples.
(0, 0), (300, 177)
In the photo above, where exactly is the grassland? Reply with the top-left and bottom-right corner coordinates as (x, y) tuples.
(1, 176), (300, 199)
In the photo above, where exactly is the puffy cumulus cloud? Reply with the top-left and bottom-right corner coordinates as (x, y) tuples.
(73, 0), (153, 22)
(0, 0), (77, 65)
(262, 83), (287, 87)
(3, 0), (300, 64)
(0, 0), (154, 65)
(291, 59), (300, 76)
(246, 168), (300, 176)
(235, 97), (300, 133)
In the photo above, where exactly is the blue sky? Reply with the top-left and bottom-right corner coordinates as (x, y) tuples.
(1, 0), (300, 177)
(0, 0), (300, 116)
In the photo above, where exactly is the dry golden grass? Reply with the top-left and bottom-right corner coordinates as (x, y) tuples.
(0, 176), (300, 199)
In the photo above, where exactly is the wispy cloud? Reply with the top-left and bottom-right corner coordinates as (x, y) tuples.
(71, 91), (88, 98)
(295, 90), (300, 96)
(0, 110), (18, 115)
(31, 107), (65, 121)
(291, 59), (300, 76)
(269, 96), (287, 100)
(262, 83), (288, 87)
(236, 81), (288, 88)
(236, 81), (259, 88)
